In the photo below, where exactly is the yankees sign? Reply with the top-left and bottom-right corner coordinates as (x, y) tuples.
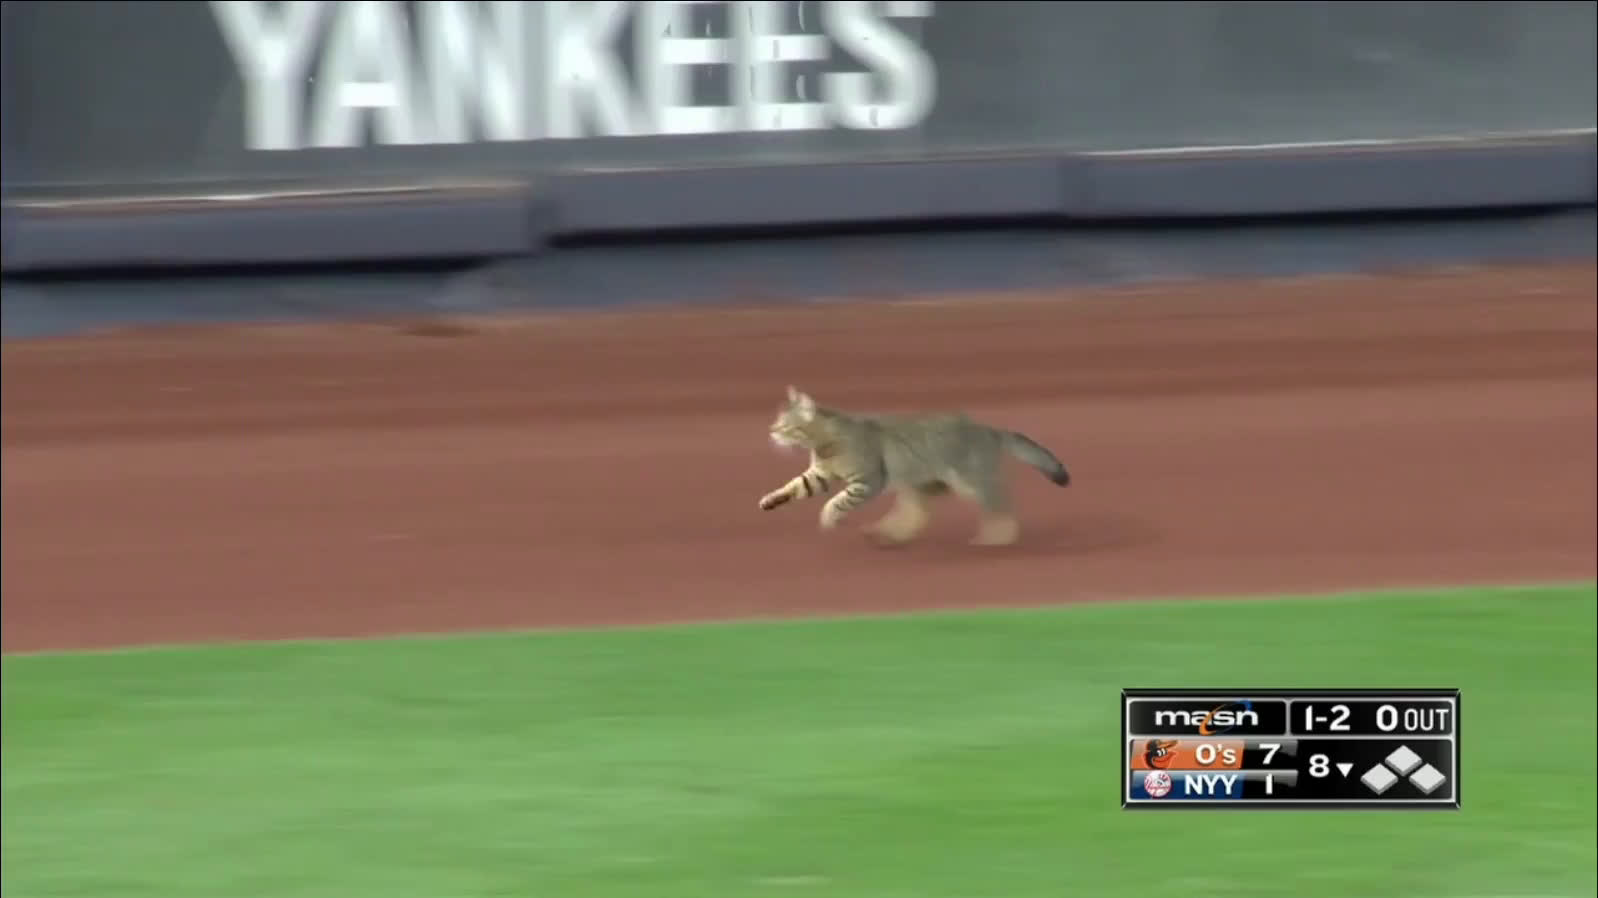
(211, 0), (938, 150)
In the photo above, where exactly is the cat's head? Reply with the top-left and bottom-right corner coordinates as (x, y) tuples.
(769, 385), (827, 451)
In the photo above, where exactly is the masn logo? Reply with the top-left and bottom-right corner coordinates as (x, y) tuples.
(1152, 701), (1258, 736)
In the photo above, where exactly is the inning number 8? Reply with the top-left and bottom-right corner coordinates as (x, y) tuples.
(1309, 754), (1331, 778)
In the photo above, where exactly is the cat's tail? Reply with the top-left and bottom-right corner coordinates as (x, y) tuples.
(1002, 431), (1071, 486)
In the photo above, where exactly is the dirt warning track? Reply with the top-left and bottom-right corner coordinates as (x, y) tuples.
(3, 263), (1595, 652)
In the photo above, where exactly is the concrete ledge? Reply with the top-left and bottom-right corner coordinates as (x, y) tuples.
(1, 180), (544, 274)
(544, 154), (1067, 235)
(1072, 131), (1597, 217)
(2, 131), (1592, 274)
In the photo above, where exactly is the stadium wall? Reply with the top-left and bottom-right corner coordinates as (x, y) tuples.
(1, 1), (1594, 274)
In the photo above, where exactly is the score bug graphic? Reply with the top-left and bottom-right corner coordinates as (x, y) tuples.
(1122, 688), (1461, 810)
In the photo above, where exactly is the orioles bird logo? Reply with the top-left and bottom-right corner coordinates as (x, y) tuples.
(1143, 739), (1180, 769)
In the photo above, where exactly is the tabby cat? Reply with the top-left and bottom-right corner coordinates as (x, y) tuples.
(759, 386), (1070, 546)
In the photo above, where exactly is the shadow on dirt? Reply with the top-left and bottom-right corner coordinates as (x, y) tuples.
(834, 511), (1160, 562)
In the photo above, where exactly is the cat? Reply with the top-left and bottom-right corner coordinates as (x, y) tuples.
(759, 385), (1070, 546)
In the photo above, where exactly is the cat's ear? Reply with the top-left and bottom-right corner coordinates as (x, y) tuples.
(786, 385), (816, 420)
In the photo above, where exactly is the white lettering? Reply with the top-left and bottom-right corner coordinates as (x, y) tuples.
(211, 0), (328, 150)
(823, 0), (935, 130)
(638, 1), (736, 134)
(544, 0), (640, 138)
(213, 1), (940, 150)
(736, 1), (829, 131)
(311, 0), (424, 147)
(1404, 706), (1451, 732)
(1184, 773), (1238, 796)
(419, 1), (531, 142)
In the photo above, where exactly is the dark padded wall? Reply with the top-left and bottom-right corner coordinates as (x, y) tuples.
(1, 2), (1593, 271)
(5, 1), (1593, 190)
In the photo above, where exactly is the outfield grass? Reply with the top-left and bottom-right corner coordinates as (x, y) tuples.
(4, 584), (1595, 898)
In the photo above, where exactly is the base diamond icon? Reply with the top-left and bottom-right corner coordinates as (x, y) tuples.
(1409, 763), (1448, 795)
(1361, 764), (1399, 795)
(1384, 745), (1423, 776)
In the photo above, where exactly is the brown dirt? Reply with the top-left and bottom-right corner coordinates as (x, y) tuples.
(3, 263), (1594, 653)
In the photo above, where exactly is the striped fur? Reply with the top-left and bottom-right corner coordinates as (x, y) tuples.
(759, 385), (1070, 547)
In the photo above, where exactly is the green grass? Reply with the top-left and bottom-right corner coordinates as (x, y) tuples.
(4, 584), (1595, 898)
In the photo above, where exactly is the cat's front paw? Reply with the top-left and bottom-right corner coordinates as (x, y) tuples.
(818, 503), (845, 530)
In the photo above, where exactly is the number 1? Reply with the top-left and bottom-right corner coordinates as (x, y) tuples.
(1265, 773), (1275, 795)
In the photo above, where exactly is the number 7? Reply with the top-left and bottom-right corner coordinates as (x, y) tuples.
(1260, 743), (1280, 764)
